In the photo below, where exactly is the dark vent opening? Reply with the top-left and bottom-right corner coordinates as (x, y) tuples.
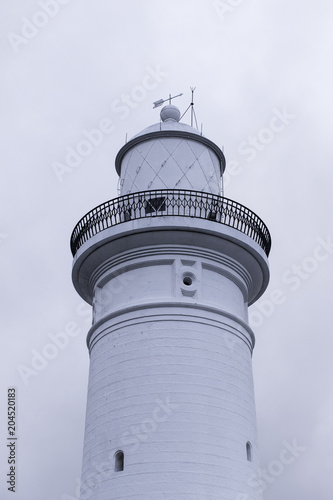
(246, 441), (252, 462)
(114, 450), (124, 472)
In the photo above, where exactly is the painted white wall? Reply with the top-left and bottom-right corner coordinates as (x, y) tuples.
(76, 237), (266, 499)
(81, 310), (261, 499)
(92, 255), (247, 325)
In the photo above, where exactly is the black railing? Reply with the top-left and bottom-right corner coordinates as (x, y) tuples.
(70, 189), (271, 257)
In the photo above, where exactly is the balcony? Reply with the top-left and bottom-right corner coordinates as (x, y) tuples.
(70, 189), (271, 258)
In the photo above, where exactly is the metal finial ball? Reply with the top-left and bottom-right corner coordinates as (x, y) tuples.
(160, 105), (181, 122)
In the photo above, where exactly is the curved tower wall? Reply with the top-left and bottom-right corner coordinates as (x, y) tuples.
(72, 105), (270, 500)
(118, 136), (222, 195)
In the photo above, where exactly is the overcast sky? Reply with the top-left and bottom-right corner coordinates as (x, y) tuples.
(1, 1), (333, 499)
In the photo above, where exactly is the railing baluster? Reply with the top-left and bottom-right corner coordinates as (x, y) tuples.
(70, 189), (271, 257)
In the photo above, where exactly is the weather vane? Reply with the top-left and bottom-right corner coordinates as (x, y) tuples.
(153, 93), (183, 109)
(153, 88), (199, 130)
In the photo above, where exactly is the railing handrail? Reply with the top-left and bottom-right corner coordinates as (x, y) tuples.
(70, 189), (271, 257)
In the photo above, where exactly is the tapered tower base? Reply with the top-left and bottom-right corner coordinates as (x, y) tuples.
(72, 216), (269, 499)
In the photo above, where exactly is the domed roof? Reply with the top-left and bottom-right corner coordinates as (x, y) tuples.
(115, 104), (226, 177)
(131, 105), (202, 140)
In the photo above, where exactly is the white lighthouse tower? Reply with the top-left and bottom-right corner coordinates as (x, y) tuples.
(71, 102), (271, 499)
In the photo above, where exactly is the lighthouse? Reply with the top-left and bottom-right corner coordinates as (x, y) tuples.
(71, 102), (271, 499)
